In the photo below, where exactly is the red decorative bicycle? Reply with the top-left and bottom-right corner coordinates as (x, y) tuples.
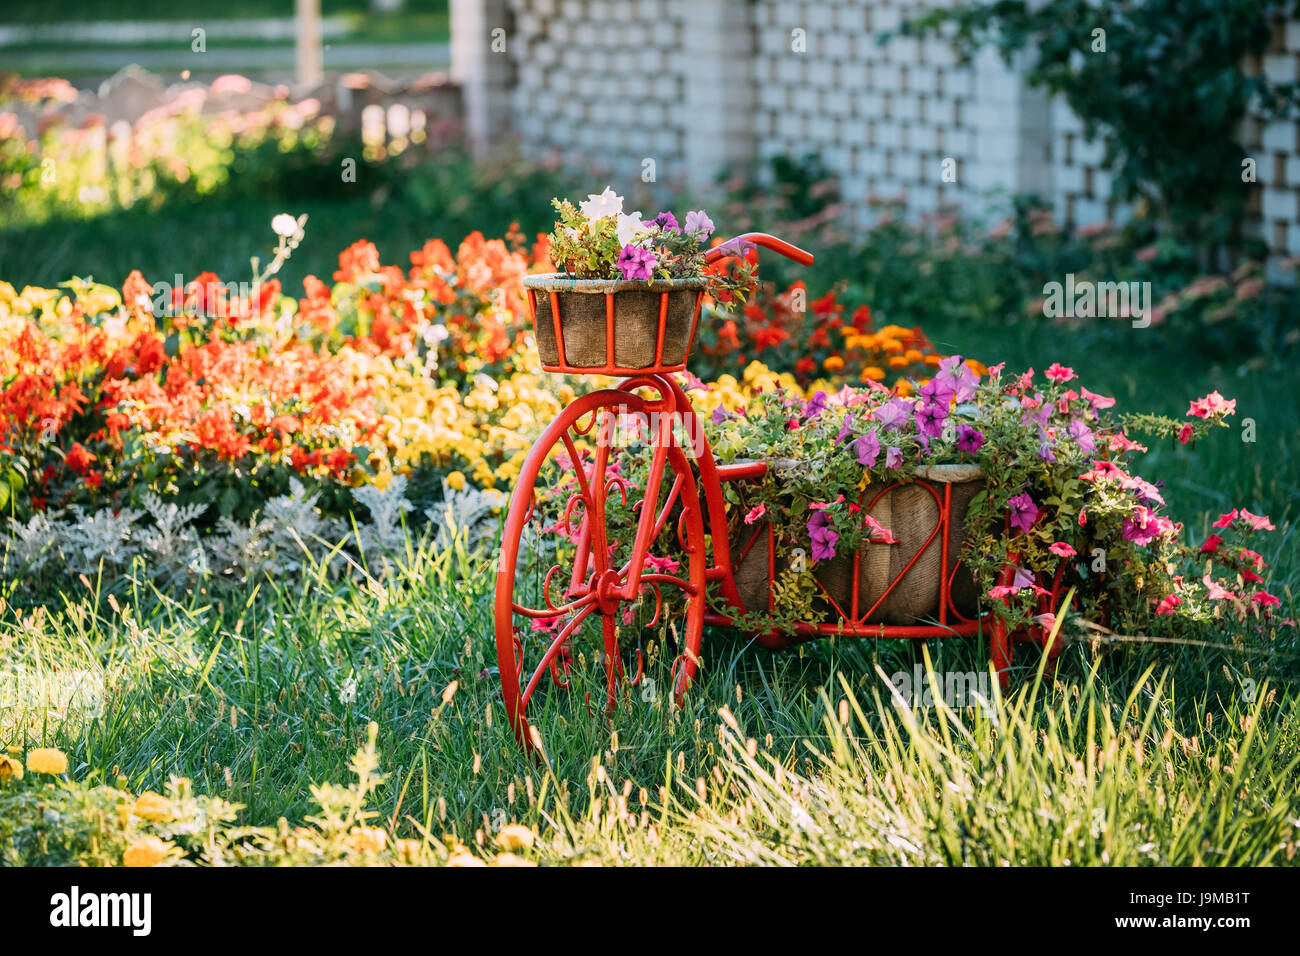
(494, 233), (1062, 753)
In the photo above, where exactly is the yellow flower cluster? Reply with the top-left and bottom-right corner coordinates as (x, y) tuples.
(351, 348), (576, 491)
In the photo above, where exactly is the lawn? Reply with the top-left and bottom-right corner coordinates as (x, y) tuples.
(2, 135), (1298, 865)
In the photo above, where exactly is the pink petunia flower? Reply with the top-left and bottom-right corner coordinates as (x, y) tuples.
(1202, 575), (1237, 602)
(1238, 509), (1275, 531)
(1049, 542), (1077, 558)
(743, 503), (767, 525)
(1045, 362), (1076, 383)
(1155, 593), (1181, 616)
(1212, 509), (1239, 529)
(863, 514), (899, 544)
(1186, 390), (1237, 420)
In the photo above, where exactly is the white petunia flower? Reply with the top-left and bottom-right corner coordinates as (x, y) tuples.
(616, 211), (648, 248)
(579, 186), (624, 222)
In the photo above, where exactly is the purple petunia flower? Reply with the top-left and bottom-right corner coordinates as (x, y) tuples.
(616, 244), (657, 280)
(1007, 492), (1039, 535)
(875, 398), (912, 432)
(1037, 441), (1057, 463)
(684, 209), (714, 238)
(1068, 417), (1096, 454)
(711, 406), (728, 425)
(855, 429), (880, 467)
(650, 211), (679, 231)
(956, 424), (985, 452)
(936, 355), (979, 403)
(885, 446), (904, 469)
(803, 390), (828, 419)
(919, 377), (956, 410)
(807, 511), (839, 562)
(915, 401), (947, 437)
(836, 414), (856, 445)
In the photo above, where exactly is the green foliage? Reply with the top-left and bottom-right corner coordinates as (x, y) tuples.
(900, 0), (1300, 250)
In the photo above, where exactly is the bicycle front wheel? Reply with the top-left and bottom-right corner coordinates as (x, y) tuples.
(493, 382), (707, 754)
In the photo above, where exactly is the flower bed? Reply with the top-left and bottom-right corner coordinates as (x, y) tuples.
(0, 221), (943, 593)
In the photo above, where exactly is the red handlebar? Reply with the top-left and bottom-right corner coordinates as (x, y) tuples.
(704, 232), (814, 266)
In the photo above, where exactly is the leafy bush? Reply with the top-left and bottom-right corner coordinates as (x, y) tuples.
(900, 0), (1300, 254)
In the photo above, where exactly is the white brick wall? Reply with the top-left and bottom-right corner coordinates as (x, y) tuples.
(451, 0), (1300, 254)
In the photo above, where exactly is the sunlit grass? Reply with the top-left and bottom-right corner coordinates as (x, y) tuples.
(2, 499), (1296, 865)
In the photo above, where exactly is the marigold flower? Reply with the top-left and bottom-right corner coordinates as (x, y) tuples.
(491, 852), (537, 867)
(133, 790), (174, 822)
(25, 747), (68, 775)
(123, 835), (173, 868)
(0, 755), (23, 782)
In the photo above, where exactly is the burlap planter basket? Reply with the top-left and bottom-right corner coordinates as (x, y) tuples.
(523, 274), (707, 373)
(729, 462), (985, 626)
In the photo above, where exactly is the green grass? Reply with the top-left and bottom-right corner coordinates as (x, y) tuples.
(3, 510), (1296, 865)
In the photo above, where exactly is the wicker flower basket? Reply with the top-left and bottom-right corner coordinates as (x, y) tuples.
(729, 462), (985, 626)
(523, 274), (708, 375)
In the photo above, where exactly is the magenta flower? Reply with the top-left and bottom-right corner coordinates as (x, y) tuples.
(649, 211), (679, 231)
(616, 244), (657, 280)
(1121, 505), (1159, 546)
(803, 390), (828, 418)
(855, 429), (880, 467)
(684, 209), (714, 238)
(956, 425), (985, 452)
(915, 401), (946, 437)
(643, 554), (680, 574)
(807, 511), (839, 562)
(919, 377), (956, 409)
(1007, 492), (1038, 535)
